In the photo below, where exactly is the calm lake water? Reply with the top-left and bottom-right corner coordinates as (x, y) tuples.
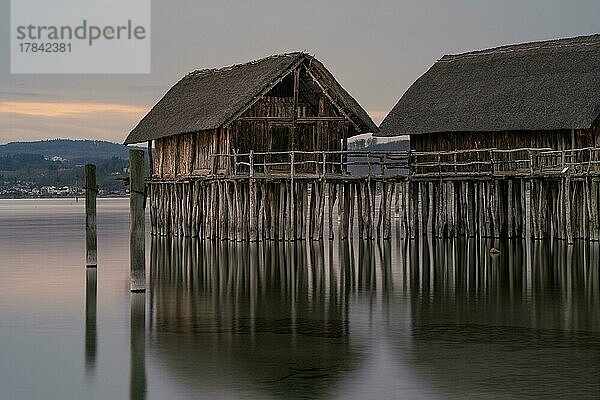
(0, 198), (599, 399)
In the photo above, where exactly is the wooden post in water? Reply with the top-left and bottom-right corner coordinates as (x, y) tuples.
(129, 150), (146, 292)
(85, 164), (97, 268)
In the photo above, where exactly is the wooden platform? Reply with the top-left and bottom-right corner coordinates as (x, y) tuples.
(147, 147), (600, 242)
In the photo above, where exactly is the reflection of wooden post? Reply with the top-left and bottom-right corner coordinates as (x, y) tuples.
(130, 150), (146, 292)
(85, 164), (97, 267)
(130, 292), (146, 400)
(85, 268), (97, 375)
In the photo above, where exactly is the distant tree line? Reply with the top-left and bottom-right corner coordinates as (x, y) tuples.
(347, 136), (409, 151)
(0, 153), (129, 192)
(0, 139), (143, 160)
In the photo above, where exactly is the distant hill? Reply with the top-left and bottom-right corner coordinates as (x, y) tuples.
(0, 139), (143, 161)
(0, 139), (146, 196)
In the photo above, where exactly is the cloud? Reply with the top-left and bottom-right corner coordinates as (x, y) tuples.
(0, 101), (148, 144)
(0, 101), (147, 118)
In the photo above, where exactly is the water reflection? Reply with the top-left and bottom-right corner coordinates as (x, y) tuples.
(150, 239), (360, 338)
(408, 238), (600, 399)
(85, 268), (97, 377)
(149, 238), (363, 399)
(148, 237), (600, 399)
(408, 238), (600, 331)
(130, 293), (147, 400)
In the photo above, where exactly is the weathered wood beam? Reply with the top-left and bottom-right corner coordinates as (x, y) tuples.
(223, 57), (306, 127)
(305, 67), (361, 132)
(292, 67), (300, 151)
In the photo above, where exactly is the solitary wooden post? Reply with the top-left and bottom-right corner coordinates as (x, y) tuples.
(130, 150), (146, 292)
(85, 164), (97, 268)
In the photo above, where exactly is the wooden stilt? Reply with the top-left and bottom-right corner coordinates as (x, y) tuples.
(409, 181), (416, 239)
(448, 181), (456, 237)
(258, 183), (265, 240)
(328, 183), (338, 240)
(357, 181), (364, 239)
(507, 180), (513, 238)
(491, 180), (499, 238)
(377, 182), (384, 239)
(279, 183), (286, 241)
(308, 182), (316, 240)
(349, 183), (355, 239)
(226, 182), (235, 240)
(383, 181), (392, 240)
(315, 181), (325, 240)
(129, 150), (146, 292)
(369, 180), (376, 240)
(564, 177), (573, 244)
(466, 181), (473, 237)
(302, 182), (309, 240)
(270, 184), (278, 241)
(417, 181), (423, 238)
(249, 180), (258, 242)
(591, 179), (599, 241)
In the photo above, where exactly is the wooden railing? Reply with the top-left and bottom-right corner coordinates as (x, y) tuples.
(211, 150), (409, 178)
(205, 147), (600, 178)
(408, 148), (553, 175)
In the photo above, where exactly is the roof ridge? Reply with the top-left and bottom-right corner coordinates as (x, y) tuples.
(439, 33), (600, 63)
(184, 52), (308, 78)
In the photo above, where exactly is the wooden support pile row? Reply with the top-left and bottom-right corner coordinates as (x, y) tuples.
(403, 177), (600, 242)
(406, 180), (519, 239)
(148, 175), (600, 242)
(148, 178), (399, 241)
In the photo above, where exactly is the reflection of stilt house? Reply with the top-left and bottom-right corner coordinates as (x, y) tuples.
(149, 238), (363, 399)
(125, 52), (377, 176)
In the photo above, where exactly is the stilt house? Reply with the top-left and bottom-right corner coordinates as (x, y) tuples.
(125, 52), (378, 176)
(377, 34), (600, 152)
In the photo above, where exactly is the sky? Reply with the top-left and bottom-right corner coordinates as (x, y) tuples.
(1, 0), (600, 144)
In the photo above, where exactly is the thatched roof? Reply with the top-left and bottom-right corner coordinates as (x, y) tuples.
(377, 34), (600, 137)
(125, 52), (377, 144)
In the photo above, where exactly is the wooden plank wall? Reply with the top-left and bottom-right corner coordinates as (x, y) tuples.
(155, 129), (222, 177)
(412, 128), (600, 152)
(153, 90), (352, 178)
